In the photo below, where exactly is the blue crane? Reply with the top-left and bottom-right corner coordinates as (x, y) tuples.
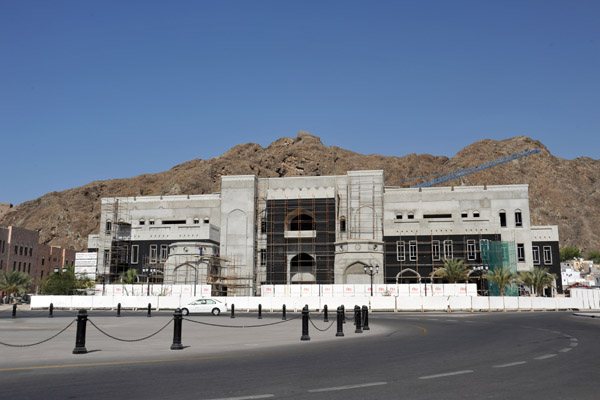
(387, 148), (541, 188)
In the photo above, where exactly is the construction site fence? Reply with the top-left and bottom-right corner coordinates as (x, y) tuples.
(93, 283), (478, 297)
(30, 290), (599, 312)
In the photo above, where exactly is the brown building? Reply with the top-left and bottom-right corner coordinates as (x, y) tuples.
(0, 225), (76, 292)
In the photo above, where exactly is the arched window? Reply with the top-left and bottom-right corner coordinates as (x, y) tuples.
(193, 217), (200, 224)
(289, 213), (314, 231)
(203, 217), (210, 224)
(139, 218), (145, 226)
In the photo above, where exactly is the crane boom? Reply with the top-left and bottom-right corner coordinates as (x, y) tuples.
(411, 148), (540, 188)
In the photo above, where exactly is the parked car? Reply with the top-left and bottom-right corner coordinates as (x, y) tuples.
(181, 298), (228, 316)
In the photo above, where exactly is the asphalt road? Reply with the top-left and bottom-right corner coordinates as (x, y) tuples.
(1, 310), (599, 399)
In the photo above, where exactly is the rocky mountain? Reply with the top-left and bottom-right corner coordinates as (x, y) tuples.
(2, 132), (599, 253)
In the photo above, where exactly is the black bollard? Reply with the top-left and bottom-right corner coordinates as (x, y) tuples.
(73, 309), (88, 354)
(49, 303), (54, 318)
(362, 305), (370, 331)
(282, 304), (287, 320)
(147, 303), (152, 317)
(336, 306), (345, 337)
(342, 305), (346, 324)
(170, 308), (184, 350)
(12, 304), (16, 318)
(354, 305), (362, 333)
(323, 304), (329, 322)
(231, 304), (235, 318)
(258, 304), (262, 319)
(300, 305), (310, 341)
(117, 303), (121, 317)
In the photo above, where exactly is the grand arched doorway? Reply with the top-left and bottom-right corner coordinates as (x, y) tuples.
(290, 253), (315, 283)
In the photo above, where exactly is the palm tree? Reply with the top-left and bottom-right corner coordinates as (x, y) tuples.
(483, 266), (517, 296)
(520, 267), (557, 297)
(431, 259), (469, 283)
(0, 270), (32, 302)
(119, 268), (138, 295)
(518, 270), (535, 296)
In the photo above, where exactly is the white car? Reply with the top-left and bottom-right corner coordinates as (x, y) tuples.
(181, 299), (228, 316)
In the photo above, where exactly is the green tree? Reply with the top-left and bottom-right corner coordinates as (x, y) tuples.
(560, 247), (582, 261)
(431, 259), (469, 283)
(483, 266), (517, 296)
(0, 270), (32, 302)
(587, 251), (600, 264)
(519, 267), (557, 297)
(41, 265), (94, 295)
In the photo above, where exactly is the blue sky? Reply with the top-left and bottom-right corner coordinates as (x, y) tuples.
(1, 1), (598, 205)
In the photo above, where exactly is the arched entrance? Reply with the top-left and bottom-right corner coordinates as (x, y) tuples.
(290, 253), (315, 283)
(395, 268), (421, 284)
(344, 262), (370, 284)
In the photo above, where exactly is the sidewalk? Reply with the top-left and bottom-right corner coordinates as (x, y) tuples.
(573, 312), (600, 318)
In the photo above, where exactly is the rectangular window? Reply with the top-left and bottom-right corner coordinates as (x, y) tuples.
(499, 212), (507, 227)
(443, 240), (453, 259)
(13, 261), (16, 270)
(19, 246), (23, 256)
(162, 220), (186, 225)
(28, 263), (31, 273)
(517, 243), (525, 262)
(467, 240), (476, 260)
(42, 257), (45, 266)
(432, 240), (440, 261)
(473, 212), (480, 218)
(131, 245), (139, 264)
(396, 241), (405, 261)
(150, 245), (158, 264)
(532, 246), (540, 264)
(543, 246), (552, 265)
(14, 245), (18, 255)
(409, 241), (417, 261)
(260, 249), (267, 267)
(104, 249), (110, 267)
(396, 214), (403, 220)
(105, 221), (112, 234)
(261, 217), (267, 233)
(160, 245), (168, 262)
(515, 211), (523, 227)
(423, 214), (452, 219)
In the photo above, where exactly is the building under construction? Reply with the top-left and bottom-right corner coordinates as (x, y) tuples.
(88, 170), (562, 296)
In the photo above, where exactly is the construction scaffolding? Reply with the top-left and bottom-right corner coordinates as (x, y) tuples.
(258, 195), (337, 286)
(100, 199), (132, 283)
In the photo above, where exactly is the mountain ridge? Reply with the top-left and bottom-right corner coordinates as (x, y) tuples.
(2, 133), (598, 253)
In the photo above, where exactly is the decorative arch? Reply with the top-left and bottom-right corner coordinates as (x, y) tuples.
(352, 205), (377, 239)
(395, 268), (421, 284)
(344, 261), (370, 284)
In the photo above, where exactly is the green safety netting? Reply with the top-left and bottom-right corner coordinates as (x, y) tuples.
(480, 241), (518, 296)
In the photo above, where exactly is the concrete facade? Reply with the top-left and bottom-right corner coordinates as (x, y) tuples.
(89, 170), (562, 295)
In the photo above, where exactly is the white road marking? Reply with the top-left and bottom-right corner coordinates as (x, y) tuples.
(559, 348), (572, 353)
(570, 338), (578, 342)
(551, 330), (561, 334)
(493, 361), (527, 368)
(208, 395), (274, 400)
(308, 382), (387, 392)
(419, 370), (474, 379)
(570, 342), (578, 347)
(534, 354), (557, 360)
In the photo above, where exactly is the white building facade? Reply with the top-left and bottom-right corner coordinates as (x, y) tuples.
(88, 170), (562, 295)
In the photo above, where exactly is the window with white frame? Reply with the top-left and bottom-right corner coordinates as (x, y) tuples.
(131, 245), (139, 264)
(396, 241), (405, 261)
(517, 243), (525, 261)
(443, 240), (453, 259)
(432, 240), (440, 261)
(515, 211), (523, 227)
(160, 245), (168, 262)
(543, 246), (552, 264)
(409, 241), (417, 261)
(150, 245), (158, 264)
(467, 240), (476, 260)
(532, 246), (540, 264)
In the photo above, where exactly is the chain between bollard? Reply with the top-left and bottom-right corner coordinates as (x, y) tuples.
(308, 316), (336, 332)
(0, 319), (76, 347)
(88, 318), (173, 342)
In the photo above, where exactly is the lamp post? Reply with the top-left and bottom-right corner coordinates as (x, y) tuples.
(364, 264), (379, 296)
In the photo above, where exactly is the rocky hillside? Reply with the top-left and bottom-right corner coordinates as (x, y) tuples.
(2, 132), (599, 253)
